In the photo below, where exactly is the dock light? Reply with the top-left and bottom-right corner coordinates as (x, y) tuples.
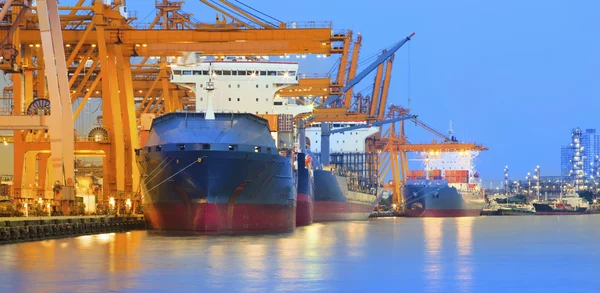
(138, 90), (143, 93)
(3, 138), (7, 146)
(317, 54), (321, 58)
(135, 44), (140, 47)
(285, 55), (290, 59)
(29, 44), (34, 47)
(91, 44), (96, 48)
(66, 44), (71, 47)
(95, 91), (99, 94)
(142, 44), (147, 47)
(38, 197), (43, 204)
(35, 44), (40, 47)
(109, 197), (115, 207)
(125, 198), (132, 209)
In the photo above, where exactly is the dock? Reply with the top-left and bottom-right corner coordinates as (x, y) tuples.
(0, 215), (146, 244)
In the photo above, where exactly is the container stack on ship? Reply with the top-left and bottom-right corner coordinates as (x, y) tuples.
(136, 56), (314, 232)
(402, 151), (486, 217)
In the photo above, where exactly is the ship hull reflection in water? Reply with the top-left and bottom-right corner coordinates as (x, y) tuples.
(1, 216), (600, 292)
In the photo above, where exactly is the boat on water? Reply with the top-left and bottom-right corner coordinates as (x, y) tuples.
(295, 152), (314, 226)
(137, 57), (313, 232)
(481, 197), (535, 216)
(402, 180), (485, 217)
(532, 193), (589, 215)
(306, 124), (384, 221)
(402, 151), (486, 217)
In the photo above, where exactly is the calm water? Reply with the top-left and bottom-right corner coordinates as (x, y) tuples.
(1, 216), (599, 293)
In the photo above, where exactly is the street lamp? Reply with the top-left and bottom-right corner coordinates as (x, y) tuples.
(526, 172), (531, 196)
(535, 166), (540, 201)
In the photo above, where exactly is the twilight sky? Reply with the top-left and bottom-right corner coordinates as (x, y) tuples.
(131, 0), (599, 185)
(2, 1), (597, 186)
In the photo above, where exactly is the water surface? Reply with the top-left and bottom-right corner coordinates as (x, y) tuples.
(1, 215), (599, 293)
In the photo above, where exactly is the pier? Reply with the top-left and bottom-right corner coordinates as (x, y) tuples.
(0, 215), (145, 244)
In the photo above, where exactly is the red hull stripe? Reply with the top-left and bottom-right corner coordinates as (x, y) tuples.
(296, 193), (314, 226)
(405, 209), (482, 217)
(313, 201), (373, 222)
(144, 203), (295, 232)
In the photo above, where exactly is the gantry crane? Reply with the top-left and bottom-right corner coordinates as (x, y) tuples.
(0, 0), (351, 213)
(367, 105), (488, 210)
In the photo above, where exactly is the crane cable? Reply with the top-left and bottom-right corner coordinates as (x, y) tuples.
(407, 41), (411, 106)
(231, 0), (282, 25)
(206, 0), (261, 29)
(145, 157), (207, 193)
(225, 0), (279, 27)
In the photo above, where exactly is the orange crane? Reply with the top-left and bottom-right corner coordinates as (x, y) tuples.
(367, 106), (488, 209)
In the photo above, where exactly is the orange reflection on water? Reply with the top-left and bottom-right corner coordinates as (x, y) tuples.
(5, 231), (144, 293)
(345, 222), (367, 259)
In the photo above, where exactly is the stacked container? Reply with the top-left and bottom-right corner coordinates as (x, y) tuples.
(277, 114), (294, 149)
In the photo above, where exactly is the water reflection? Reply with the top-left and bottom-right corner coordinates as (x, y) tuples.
(455, 217), (474, 293)
(1, 216), (598, 293)
(0, 231), (144, 293)
(423, 218), (443, 293)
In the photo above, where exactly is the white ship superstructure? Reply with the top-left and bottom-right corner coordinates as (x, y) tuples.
(305, 122), (379, 153)
(170, 58), (312, 116)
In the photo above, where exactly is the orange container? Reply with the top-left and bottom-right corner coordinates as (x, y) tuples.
(257, 114), (278, 132)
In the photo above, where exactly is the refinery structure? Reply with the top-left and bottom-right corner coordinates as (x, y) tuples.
(0, 0), (487, 221)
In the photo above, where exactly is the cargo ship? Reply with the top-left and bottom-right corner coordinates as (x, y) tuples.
(402, 180), (484, 217)
(532, 193), (588, 215)
(137, 57), (313, 232)
(295, 152), (314, 226)
(402, 151), (486, 217)
(306, 124), (384, 221)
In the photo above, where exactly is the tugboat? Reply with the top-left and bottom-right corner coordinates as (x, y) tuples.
(532, 193), (589, 215)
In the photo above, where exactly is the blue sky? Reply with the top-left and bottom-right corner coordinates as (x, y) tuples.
(3, 1), (591, 185)
(127, 0), (600, 185)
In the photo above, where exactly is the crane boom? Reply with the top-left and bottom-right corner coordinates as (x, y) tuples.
(323, 32), (415, 106)
(330, 115), (417, 134)
(410, 117), (456, 142)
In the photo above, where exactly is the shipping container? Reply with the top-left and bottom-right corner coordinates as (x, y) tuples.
(258, 114), (279, 132)
(277, 114), (294, 133)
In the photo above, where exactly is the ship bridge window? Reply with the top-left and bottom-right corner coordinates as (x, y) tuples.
(223, 70), (231, 75)
(267, 148), (271, 154)
(255, 146), (261, 153)
(274, 101), (283, 106)
(248, 71), (256, 76)
(173, 70), (181, 75)
(215, 70), (222, 75)
(202, 70), (209, 75)
(155, 146), (162, 152)
(260, 71), (266, 76)
(202, 144), (211, 150)
(229, 84), (231, 88)
(229, 145), (238, 151)
(238, 71), (247, 76)
(268, 71), (276, 76)
(193, 70), (201, 75)
(182, 70), (192, 75)
(256, 85), (259, 88)
(289, 71), (296, 76)
(277, 71), (285, 76)
(266, 84), (269, 88)
(232, 70), (238, 75)
(178, 144), (185, 151)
